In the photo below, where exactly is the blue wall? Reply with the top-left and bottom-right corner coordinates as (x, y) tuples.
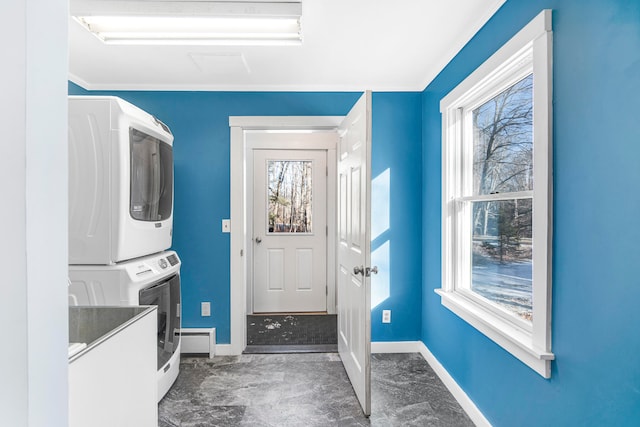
(371, 93), (423, 341)
(68, 84), (423, 343)
(421, 0), (640, 426)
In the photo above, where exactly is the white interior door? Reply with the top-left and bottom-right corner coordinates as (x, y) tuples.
(337, 92), (372, 416)
(253, 149), (328, 313)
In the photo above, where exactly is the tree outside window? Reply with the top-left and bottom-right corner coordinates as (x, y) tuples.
(267, 160), (313, 233)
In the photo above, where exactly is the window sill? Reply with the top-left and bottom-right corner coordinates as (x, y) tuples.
(435, 288), (554, 378)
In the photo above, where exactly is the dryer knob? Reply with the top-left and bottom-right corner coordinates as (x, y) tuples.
(159, 259), (168, 269)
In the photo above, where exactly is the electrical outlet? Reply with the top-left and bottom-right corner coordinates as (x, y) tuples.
(201, 302), (211, 317)
(382, 310), (391, 323)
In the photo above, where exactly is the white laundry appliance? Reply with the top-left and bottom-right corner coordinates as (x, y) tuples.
(68, 95), (174, 265)
(68, 95), (182, 400)
(69, 250), (182, 401)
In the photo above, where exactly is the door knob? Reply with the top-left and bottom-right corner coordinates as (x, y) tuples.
(255, 237), (262, 244)
(354, 265), (378, 276)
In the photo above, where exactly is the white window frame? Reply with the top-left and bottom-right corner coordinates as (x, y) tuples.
(437, 10), (554, 378)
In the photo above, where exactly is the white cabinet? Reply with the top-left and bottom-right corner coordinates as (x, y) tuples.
(69, 306), (158, 427)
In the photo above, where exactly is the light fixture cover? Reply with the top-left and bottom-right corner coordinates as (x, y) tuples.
(71, 1), (303, 46)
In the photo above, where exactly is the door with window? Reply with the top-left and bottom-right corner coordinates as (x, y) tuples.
(252, 149), (327, 313)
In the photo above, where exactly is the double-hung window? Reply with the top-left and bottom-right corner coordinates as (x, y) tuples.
(437, 10), (554, 378)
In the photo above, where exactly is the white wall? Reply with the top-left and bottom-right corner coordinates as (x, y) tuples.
(0, 0), (69, 425)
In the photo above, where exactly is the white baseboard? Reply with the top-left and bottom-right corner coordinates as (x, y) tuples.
(180, 328), (216, 358)
(417, 341), (492, 427)
(212, 344), (235, 356)
(371, 341), (422, 353)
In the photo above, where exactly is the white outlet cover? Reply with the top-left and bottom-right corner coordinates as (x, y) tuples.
(201, 302), (211, 316)
(382, 310), (391, 323)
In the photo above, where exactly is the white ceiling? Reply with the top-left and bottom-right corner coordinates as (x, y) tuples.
(69, 0), (506, 91)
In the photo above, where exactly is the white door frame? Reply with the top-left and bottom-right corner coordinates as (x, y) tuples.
(228, 116), (343, 355)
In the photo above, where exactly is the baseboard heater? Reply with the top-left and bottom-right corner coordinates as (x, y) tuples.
(180, 328), (216, 358)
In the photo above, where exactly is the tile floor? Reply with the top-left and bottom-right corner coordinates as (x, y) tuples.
(158, 352), (474, 426)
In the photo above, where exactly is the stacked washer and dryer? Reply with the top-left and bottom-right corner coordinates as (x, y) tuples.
(67, 96), (182, 400)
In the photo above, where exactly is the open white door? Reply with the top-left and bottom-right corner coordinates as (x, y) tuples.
(337, 92), (373, 416)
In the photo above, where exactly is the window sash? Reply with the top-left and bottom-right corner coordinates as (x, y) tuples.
(461, 73), (534, 199)
(454, 196), (534, 333)
(457, 191), (533, 203)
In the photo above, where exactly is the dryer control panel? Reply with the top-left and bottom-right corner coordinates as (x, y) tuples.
(124, 251), (181, 283)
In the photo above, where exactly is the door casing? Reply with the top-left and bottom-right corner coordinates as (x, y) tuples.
(229, 117), (342, 354)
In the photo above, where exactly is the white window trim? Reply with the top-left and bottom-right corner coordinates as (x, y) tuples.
(437, 10), (554, 378)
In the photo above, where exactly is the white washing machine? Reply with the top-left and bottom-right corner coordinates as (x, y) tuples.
(69, 250), (182, 401)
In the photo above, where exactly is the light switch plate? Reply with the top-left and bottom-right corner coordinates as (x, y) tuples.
(201, 302), (211, 317)
(222, 219), (231, 233)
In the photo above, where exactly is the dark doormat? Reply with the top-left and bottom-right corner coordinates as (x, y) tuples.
(244, 314), (337, 354)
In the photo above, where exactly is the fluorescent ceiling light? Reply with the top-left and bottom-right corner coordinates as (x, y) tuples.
(70, 1), (302, 46)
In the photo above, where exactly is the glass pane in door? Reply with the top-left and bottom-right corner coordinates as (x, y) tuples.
(130, 128), (173, 221)
(267, 160), (313, 233)
(138, 274), (181, 369)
